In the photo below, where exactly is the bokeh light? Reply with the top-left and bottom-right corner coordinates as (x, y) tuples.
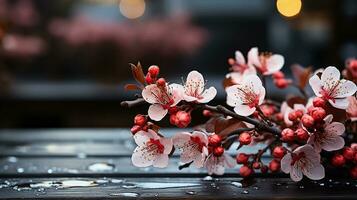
(119, 0), (146, 19)
(276, 0), (302, 17)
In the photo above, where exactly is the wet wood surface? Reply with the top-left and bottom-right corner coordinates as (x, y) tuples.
(0, 129), (356, 199)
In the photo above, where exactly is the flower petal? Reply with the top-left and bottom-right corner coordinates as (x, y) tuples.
(258, 86), (266, 105)
(234, 104), (256, 116)
(197, 87), (217, 103)
(193, 153), (206, 168)
(142, 84), (159, 104)
(168, 83), (183, 106)
(205, 155), (225, 175)
(160, 137), (173, 154)
(290, 164), (303, 182)
(192, 131), (208, 145)
(281, 153), (292, 174)
(148, 104), (168, 121)
(328, 98), (349, 109)
(133, 130), (157, 146)
(334, 80), (357, 98)
(173, 132), (191, 149)
(303, 163), (325, 181)
(185, 70), (205, 95)
(153, 154), (169, 168)
(264, 54), (284, 75)
(321, 66), (340, 91)
(247, 47), (260, 68)
(309, 75), (323, 97)
(243, 74), (263, 94)
(132, 146), (155, 167)
(235, 50), (246, 65)
(325, 122), (345, 136)
(223, 153), (236, 168)
(320, 135), (345, 152)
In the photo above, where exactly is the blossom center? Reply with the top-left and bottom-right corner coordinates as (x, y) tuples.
(147, 138), (165, 154)
(190, 136), (206, 152)
(291, 152), (305, 166)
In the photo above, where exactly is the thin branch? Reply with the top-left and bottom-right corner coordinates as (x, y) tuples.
(121, 98), (146, 108)
(254, 138), (278, 162)
(178, 161), (193, 170)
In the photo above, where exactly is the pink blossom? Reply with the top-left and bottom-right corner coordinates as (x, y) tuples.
(179, 71), (217, 103)
(307, 115), (345, 152)
(347, 96), (357, 121)
(226, 74), (266, 116)
(281, 144), (325, 182)
(309, 66), (357, 109)
(227, 50), (257, 83)
(247, 47), (284, 75)
(131, 130), (173, 168)
(173, 131), (208, 168)
(204, 153), (236, 175)
(142, 83), (183, 121)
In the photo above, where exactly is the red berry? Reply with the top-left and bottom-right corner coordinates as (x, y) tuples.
(239, 132), (252, 145)
(260, 165), (268, 173)
(273, 71), (285, 79)
(310, 107), (326, 122)
(145, 73), (154, 84)
(134, 114), (147, 126)
(239, 165), (253, 177)
(169, 114), (179, 126)
(208, 134), (222, 147)
(313, 97), (326, 108)
(281, 128), (295, 142)
(274, 78), (289, 89)
(269, 159), (281, 172)
(175, 111), (191, 128)
(343, 147), (355, 160)
(273, 146), (286, 159)
(236, 153), (250, 164)
(148, 65), (159, 77)
(288, 112), (297, 121)
(156, 78), (166, 86)
(301, 114), (315, 128)
(213, 146), (224, 157)
(294, 109), (304, 118)
(295, 128), (309, 141)
(350, 166), (357, 179)
(252, 162), (261, 169)
(331, 154), (346, 167)
(130, 125), (141, 134)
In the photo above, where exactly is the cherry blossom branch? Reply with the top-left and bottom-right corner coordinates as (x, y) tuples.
(121, 98), (146, 108)
(253, 138), (278, 162)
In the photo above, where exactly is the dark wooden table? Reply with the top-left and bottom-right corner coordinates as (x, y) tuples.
(0, 129), (356, 199)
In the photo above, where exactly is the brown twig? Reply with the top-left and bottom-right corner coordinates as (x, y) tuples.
(254, 138), (278, 162)
(120, 98), (146, 108)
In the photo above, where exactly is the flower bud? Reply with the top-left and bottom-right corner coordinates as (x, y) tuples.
(208, 134), (222, 147)
(273, 71), (285, 79)
(252, 162), (261, 169)
(168, 106), (178, 114)
(301, 114), (315, 128)
(203, 109), (213, 117)
(213, 146), (224, 157)
(239, 132), (252, 145)
(288, 111), (297, 121)
(228, 58), (235, 65)
(130, 125), (141, 134)
(343, 147), (355, 160)
(350, 166), (357, 179)
(295, 128), (309, 141)
(260, 165), (268, 173)
(281, 128), (295, 142)
(145, 73), (154, 84)
(313, 97), (326, 108)
(156, 78), (166, 87)
(169, 114), (179, 126)
(134, 114), (147, 126)
(331, 154), (345, 167)
(175, 111), (191, 128)
(148, 65), (160, 77)
(269, 159), (281, 172)
(294, 109), (304, 118)
(274, 78), (289, 89)
(239, 165), (253, 177)
(236, 153), (249, 164)
(310, 107), (326, 122)
(275, 113), (284, 121)
(273, 146), (286, 159)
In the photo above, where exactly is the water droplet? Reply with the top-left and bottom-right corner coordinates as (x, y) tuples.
(111, 179), (123, 184)
(328, 179), (333, 183)
(96, 179), (109, 184)
(241, 190), (249, 194)
(275, 183), (282, 186)
(253, 186), (259, 190)
(231, 182), (242, 188)
(186, 191), (197, 195)
(109, 192), (139, 197)
(60, 180), (97, 188)
(17, 168), (24, 173)
(299, 185), (304, 189)
(77, 152), (87, 159)
(345, 182), (350, 186)
(122, 184), (137, 189)
(88, 163), (115, 172)
(202, 176), (213, 181)
(47, 169), (53, 174)
(7, 156), (18, 163)
(319, 183), (325, 187)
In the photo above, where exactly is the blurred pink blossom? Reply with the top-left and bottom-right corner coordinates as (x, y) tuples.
(1, 34), (46, 58)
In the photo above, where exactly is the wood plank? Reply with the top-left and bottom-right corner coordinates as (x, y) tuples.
(0, 177), (355, 199)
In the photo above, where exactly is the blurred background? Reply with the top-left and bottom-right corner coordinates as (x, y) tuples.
(0, 0), (356, 128)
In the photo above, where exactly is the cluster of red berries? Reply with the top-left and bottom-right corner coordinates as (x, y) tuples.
(208, 134), (225, 157)
(272, 71), (291, 89)
(131, 114), (148, 134)
(169, 109), (191, 128)
(145, 65), (160, 84)
(331, 145), (357, 179)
